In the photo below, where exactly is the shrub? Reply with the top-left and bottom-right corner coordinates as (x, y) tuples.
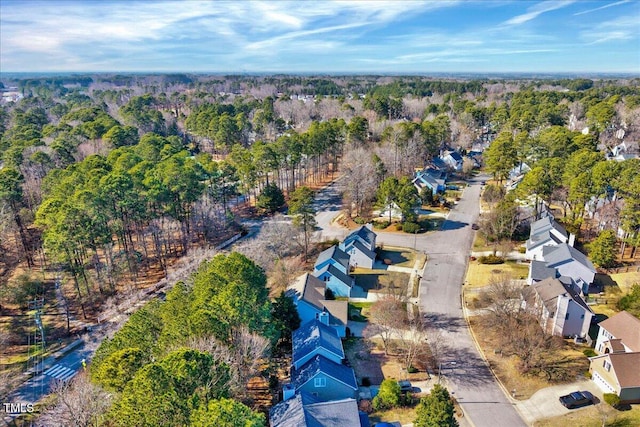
(361, 377), (371, 387)
(402, 222), (420, 234)
(518, 246), (526, 254)
(604, 393), (621, 408)
(407, 365), (419, 374)
(478, 254), (504, 264)
(324, 288), (335, 300)
(372, 379), (401, 410)
(583, 349), (597, 357)
(354, 217), (366, 224)
(395, 223), (403, 231)
(374, 221), (390, 229)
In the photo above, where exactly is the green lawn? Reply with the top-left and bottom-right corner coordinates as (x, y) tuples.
(349, 302), (373, 321)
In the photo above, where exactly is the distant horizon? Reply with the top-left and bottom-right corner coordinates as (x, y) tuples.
(1, 1), (639, 75)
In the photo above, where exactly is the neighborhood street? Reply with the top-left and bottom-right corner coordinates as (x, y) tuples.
(313, 175), (527, 427)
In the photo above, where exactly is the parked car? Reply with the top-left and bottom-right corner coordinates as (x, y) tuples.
(398, 380), (412, 393)
(559, 391), (594, 409)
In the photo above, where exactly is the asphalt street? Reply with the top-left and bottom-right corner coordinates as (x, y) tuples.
(313, 175), (527, 427)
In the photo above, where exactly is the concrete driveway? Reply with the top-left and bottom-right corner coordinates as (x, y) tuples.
(515, 379), (604, 425)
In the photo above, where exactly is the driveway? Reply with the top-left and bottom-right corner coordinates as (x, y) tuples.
(515, 380), (603, 425)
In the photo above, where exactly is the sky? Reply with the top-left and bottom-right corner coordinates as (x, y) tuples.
(1, 0), (639, 74)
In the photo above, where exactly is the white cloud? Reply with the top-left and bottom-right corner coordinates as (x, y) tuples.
(574, 0), (630, 16)
(503, 0), (575, 26)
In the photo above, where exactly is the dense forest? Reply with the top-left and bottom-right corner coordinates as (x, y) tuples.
(1, 74), (640, 423)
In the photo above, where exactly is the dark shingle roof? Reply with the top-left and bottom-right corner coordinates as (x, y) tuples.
(292, 355), (358, 391)
(315, 245), (350, 271)
(529, 260), (558, 282)
(293, 319), (344, 366)
(314, 264), (353, 289)
(270, 393), (363, 427)
(344, 225), (376, 247)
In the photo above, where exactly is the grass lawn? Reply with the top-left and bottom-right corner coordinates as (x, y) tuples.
(377, 248), (416, 268)
(465, 261), (529, 288)
(349, 302), (373, 321)
(369, 406), (417, 426)
(467, 316), (590, 400)
(353, 270), (409, 294)
(533, 403), (640, 427)
(610, 271), (640, 293)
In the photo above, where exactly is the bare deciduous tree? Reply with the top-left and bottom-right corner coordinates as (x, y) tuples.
(37, 372), (111, 427)
(364, 295), (405, 355)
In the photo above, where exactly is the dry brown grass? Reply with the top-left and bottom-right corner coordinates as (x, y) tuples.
(465, 261), (530, 288)
(610, 271), (640, 293)
(467, 317), (590, 400)
(534, 403), (640, 427)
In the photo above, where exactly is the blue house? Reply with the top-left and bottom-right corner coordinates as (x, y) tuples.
(340, 225), (377, 269)
(293, 319), (345, 370)
(313, 246), (353, 297)
(291, 355), (358, 402)
(270, 393), (370, 427)
(286, 273), (348, 337)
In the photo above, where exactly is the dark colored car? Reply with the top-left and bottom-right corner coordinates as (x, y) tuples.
(398, 380), (412, 393)
(559, 391), (594, 409)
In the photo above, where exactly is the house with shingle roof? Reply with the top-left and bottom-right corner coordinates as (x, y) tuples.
(594, 311), (640, 354)
(521, 277), (593, 338)
(525, 216), (575, 261)
(286, 273), (348, 337)
(292, 319), (345, 370)
(313, 246), (354, 297)
(339, 225), (377, 269)
(269, 393), (369, 427)
(542, 244), (596, 293)
(290, 355), (358, 402)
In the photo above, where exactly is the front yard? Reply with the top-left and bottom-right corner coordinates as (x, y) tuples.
(352, 269), (410, 294)
(533, 403), (640, 427)
(465, 260), (529, 288)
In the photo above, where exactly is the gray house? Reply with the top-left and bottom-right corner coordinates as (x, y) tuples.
(542, 244), (596, 293)
(525, 216), (574, 261)
(339, 225), (377, 269)
(270, 392), (369, 427)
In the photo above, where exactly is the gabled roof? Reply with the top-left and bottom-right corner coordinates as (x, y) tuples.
(270, 393), (364, 427)
(526, 229), (564, 250)
(528, 277), (592, 317)
(315, 245), (350, 271)
(599, 311), (640, 352)
(607, 339), (627, 353)
(293, 319), (344, 366)
(445, 151), (463, 161)
(345, 239), (376, 261)
(314, 264), (353, 288)
(591, 352), (640, 389)
(344, 225), (376, 247)
(543, 243), (596, 273)
(529, 260), (558, 282)
(286, 274), (348, 326)
(292, 355), (358, 391)
(530, 216), (568, 239)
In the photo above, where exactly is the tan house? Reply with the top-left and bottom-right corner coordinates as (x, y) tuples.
(589, 311), (640, 403)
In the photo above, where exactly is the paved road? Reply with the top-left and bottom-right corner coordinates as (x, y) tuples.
(313, 175), (526, 426)
(417, 176), (526, 427)
(2, 343), (94, 425)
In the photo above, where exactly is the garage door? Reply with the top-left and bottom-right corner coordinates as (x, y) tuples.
(592, 371), (616, 394)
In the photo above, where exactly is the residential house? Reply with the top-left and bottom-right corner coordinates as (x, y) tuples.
(379, 201), (404, 221)
(270, 393), (369, 427)
(594, 311), (640, 354)
(542, 244), (596, 293)
(290, 355), (358, 402)
(525, 216), (575, 261)
(292, 319), (345, 370)
(339, 225), (377, 269)
(521, 277), (593, 338)
(508, 162), (531, 182)
(412, 168), (446, 195)
(286, 273), (348, 337)
(589, 311), (640, 403)
(589, 352), (640, 403)
(526, 260), (558, 285)
(441, 150), (464, 171)
(313, 246), (354, 298)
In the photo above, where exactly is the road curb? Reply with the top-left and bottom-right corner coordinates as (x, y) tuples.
(461, 287), (529, 424)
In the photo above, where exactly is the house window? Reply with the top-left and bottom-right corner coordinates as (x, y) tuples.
(565, 313), (569, 320)
(314, 377), (326, 388)
(581, 314), (585, 319)
(603, 360), (611, 372)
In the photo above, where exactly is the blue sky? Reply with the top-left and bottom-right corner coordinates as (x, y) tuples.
(1, 0), (638, 74)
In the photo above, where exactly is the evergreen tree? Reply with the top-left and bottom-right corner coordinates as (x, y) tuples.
(414, 384), (459, 427)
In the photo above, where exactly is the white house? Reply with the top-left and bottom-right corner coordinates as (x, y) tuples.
(542, 244), (596, 292)
(339, 225), (377, 269)
(594, 311), (640, 355)
(525, 216), (574, 261)
(521, 277), (593, 338)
